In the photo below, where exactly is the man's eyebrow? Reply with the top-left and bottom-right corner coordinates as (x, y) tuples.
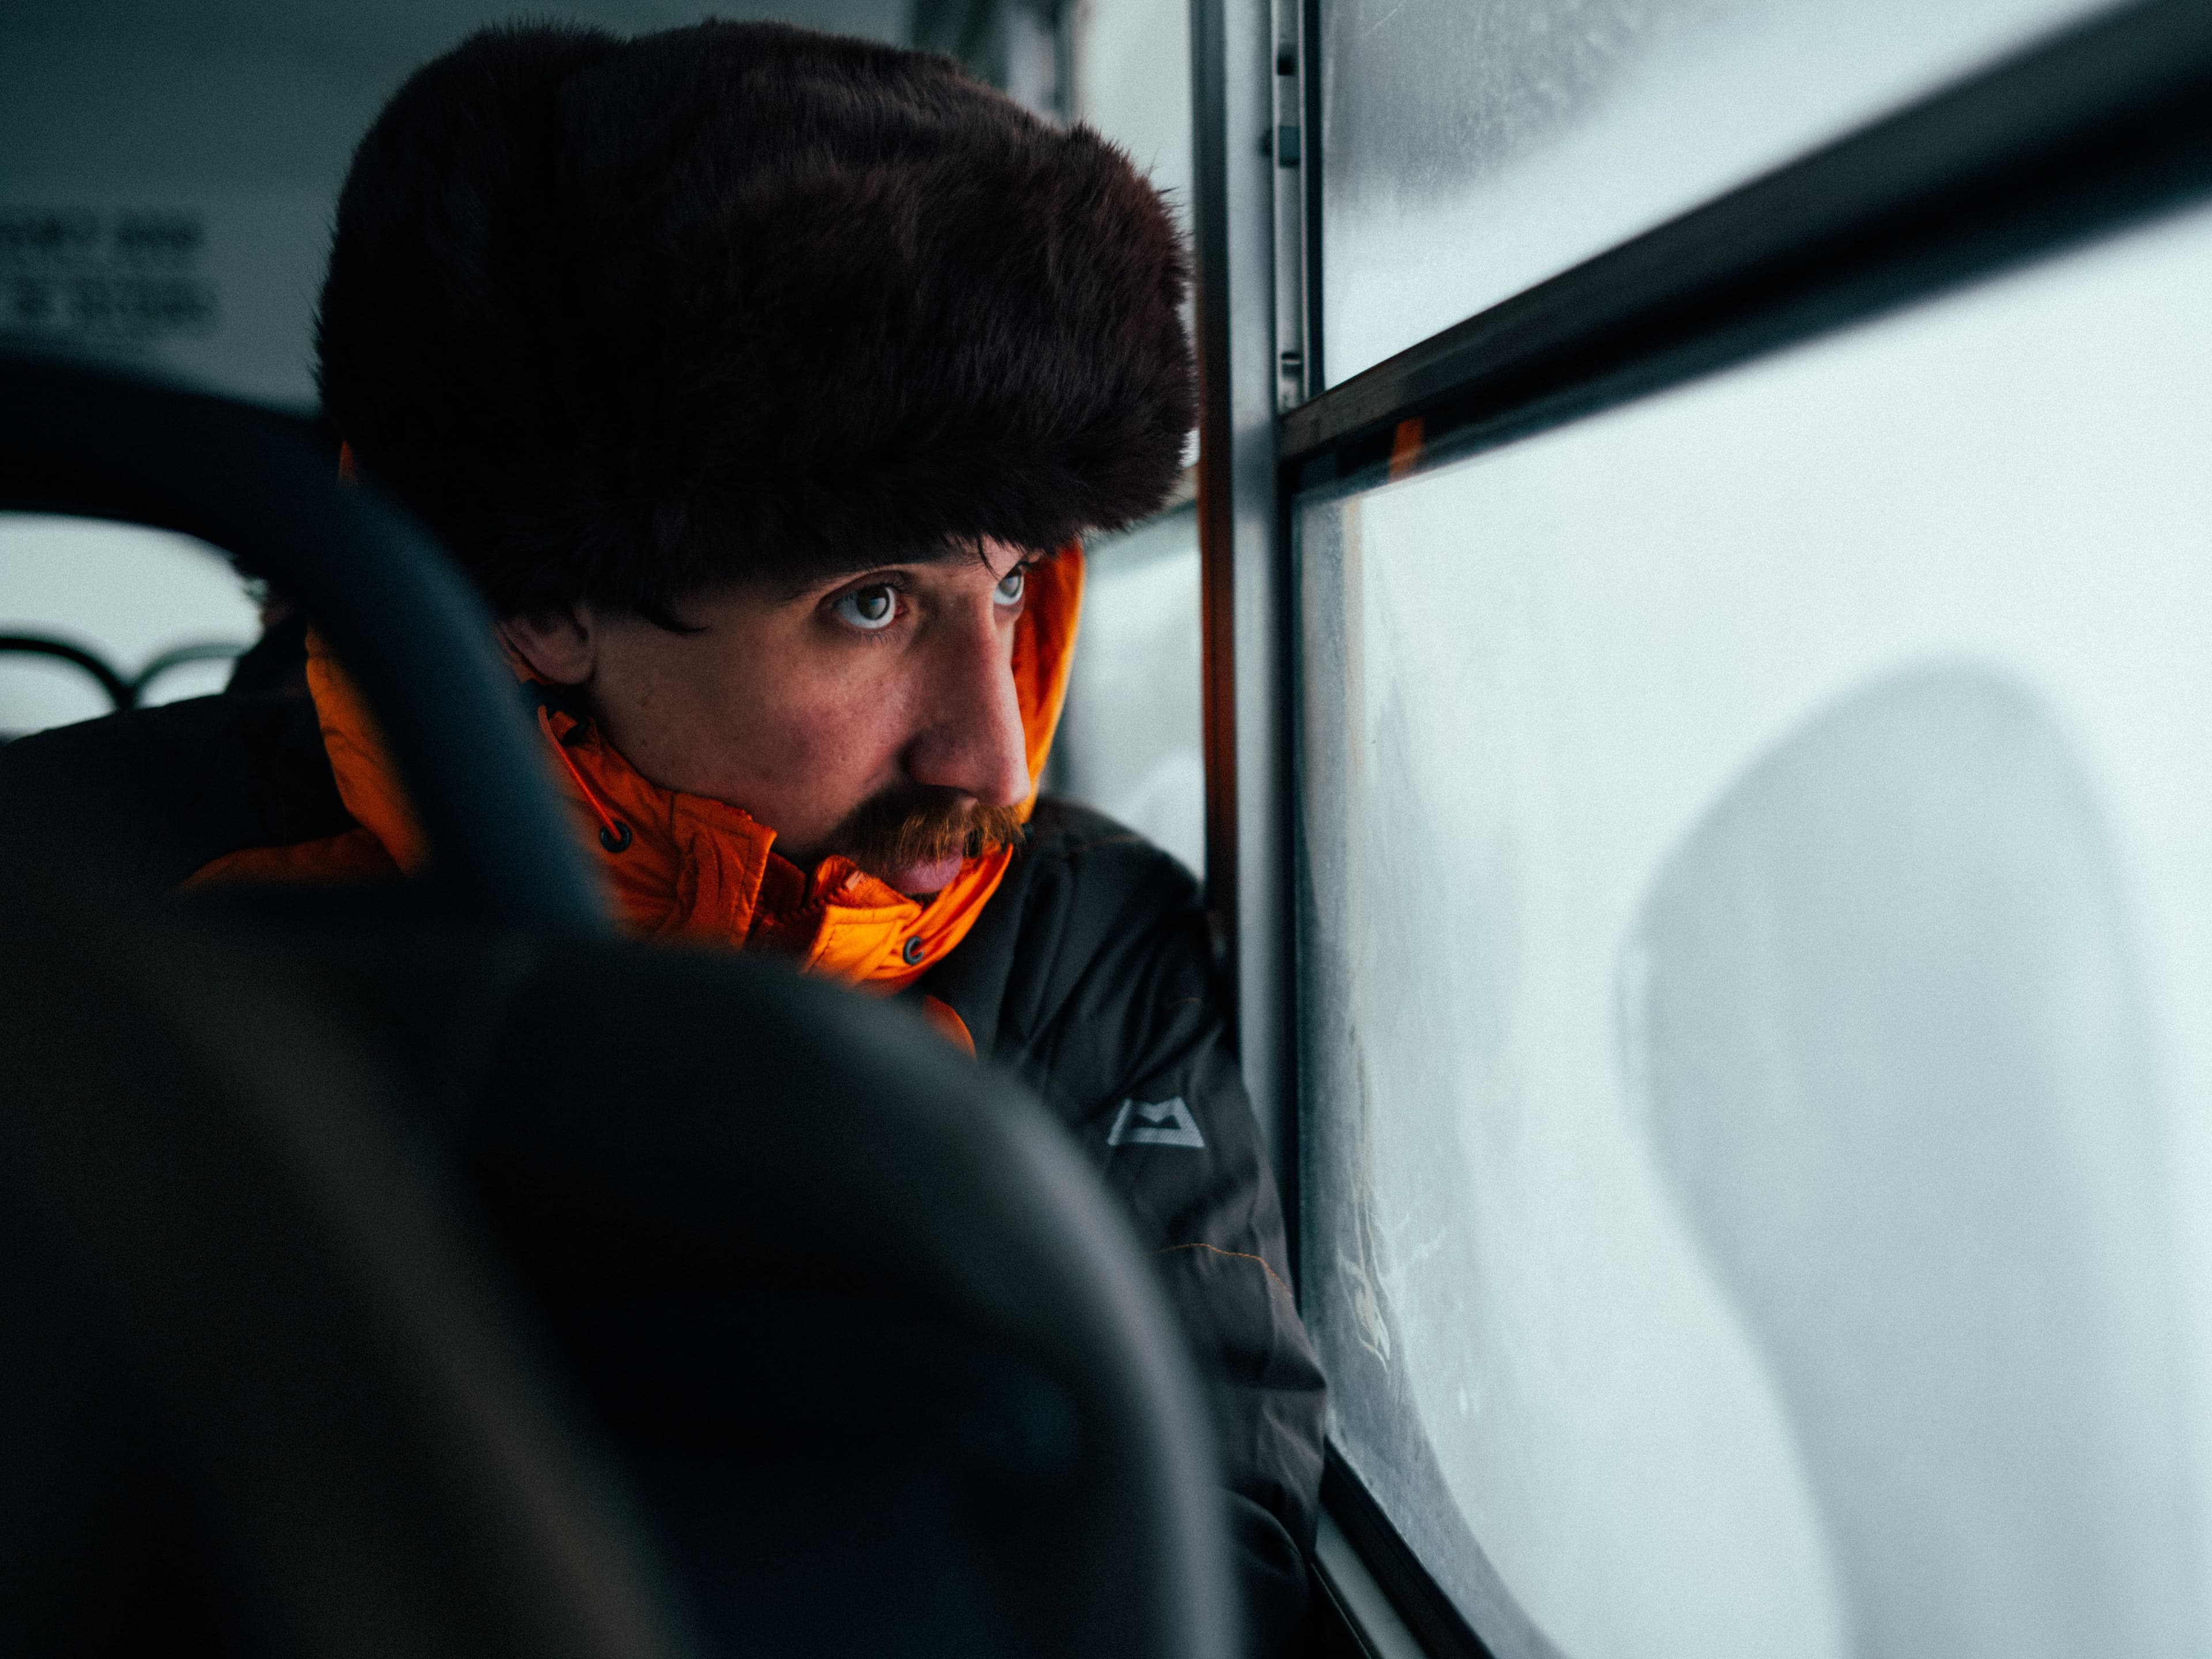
(772, 556), (942, 603)
(772, 541), (1016, 601)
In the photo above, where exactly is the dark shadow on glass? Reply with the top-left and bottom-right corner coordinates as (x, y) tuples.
(1625, 662), (2201, 1659)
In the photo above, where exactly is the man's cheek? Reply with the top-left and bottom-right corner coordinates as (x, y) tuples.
(805, 664), (927, 761)
(763, 694), (902, 790)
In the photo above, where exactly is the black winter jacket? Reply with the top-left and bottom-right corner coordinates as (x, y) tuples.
(923, 796), (1328, 1656)
(0, 691), (1329, 1654)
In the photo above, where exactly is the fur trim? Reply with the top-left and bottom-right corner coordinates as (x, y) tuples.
(316, 21), (1194, 621)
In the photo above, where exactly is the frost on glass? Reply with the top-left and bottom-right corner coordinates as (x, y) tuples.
(1297, 203), (2212, 1658)
(1074, 0), (1194, 230)
(0, 515), (257, 735)
(1317, 0), (2119, 382)
(1055, 507), (1205, 876)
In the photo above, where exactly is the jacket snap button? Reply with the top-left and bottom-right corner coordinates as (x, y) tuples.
(902, 936), (925, 966)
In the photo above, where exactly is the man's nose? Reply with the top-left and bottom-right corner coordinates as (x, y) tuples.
(904, 604), (1032, 807)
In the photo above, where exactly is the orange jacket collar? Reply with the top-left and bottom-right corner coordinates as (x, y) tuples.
(308, 547), (1084, 991)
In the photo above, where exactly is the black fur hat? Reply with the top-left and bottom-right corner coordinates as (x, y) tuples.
(317, 21), (1193, 622)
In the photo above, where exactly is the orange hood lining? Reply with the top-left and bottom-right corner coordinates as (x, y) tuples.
(281, 545), (1085, 992)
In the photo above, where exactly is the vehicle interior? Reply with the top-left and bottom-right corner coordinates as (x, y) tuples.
(5, 0), (2211, 1656)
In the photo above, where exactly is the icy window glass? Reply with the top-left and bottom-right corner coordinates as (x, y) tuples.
(1317, 0), (2122, 385)
(1056, 506), (1205, 878)
(1296, 201), (2212, 1659)
(0, 514), (258, 738)
(1073, 0), (1194, 232)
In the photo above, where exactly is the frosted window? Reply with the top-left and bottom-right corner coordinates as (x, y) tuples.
(1073, 0), (1193, 232)
(1297, 202), (2212, 1659)
(0, 514), (257, 736)
(1318, 0), (2121, 384)
(1056, 506), (1205, 877)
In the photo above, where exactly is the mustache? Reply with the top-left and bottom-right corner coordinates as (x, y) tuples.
(830, 783), (1027, 879)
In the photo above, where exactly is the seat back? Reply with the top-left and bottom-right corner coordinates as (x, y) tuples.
(0, 881), (689, 1659)
(0, 876), (1235, 1658)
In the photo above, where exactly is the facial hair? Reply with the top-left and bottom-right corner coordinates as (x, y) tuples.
(828, 782), (1027, 889)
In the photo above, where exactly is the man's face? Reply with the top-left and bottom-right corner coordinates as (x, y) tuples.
(505, 538), (1040, 895)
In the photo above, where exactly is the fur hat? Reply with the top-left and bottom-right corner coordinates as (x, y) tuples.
(316, 21), (1193, 622)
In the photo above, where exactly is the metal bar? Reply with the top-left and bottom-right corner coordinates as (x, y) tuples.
(1278, 0), (2212, 473)
(1300, 0), (1325, 395)
(1190, 0), (1296, 1188)
(1271, 0), (1310, 410)
(1313, 1509), (1436, 1659)
(0, 632), (132, 709)
(1320, 1451), (1497, 1659)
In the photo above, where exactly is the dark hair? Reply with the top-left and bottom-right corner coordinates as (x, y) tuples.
(316, 20), (1194, 623)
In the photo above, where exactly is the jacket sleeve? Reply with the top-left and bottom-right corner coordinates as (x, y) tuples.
(937, 815), (1328, 1657)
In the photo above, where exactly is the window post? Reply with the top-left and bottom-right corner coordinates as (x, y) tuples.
(1190, 0), (1297, 1201)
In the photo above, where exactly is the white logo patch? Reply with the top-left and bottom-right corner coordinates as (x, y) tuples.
(1107, 1096), (1206, 1150)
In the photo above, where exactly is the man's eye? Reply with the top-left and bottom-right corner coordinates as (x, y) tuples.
(994, 568), (1027, 607)
(835, 584), (899, 631)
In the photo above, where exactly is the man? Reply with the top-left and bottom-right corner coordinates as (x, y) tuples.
(182, 20), (1323, 1653)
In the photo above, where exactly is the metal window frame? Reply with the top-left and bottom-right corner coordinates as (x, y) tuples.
(1191, 0), (1296, 1200)
(1282, 0), (2212, 478)
(1191, 0), (2212, 1654)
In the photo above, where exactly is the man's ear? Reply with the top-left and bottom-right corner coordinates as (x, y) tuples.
(499, 605), (597, 685)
